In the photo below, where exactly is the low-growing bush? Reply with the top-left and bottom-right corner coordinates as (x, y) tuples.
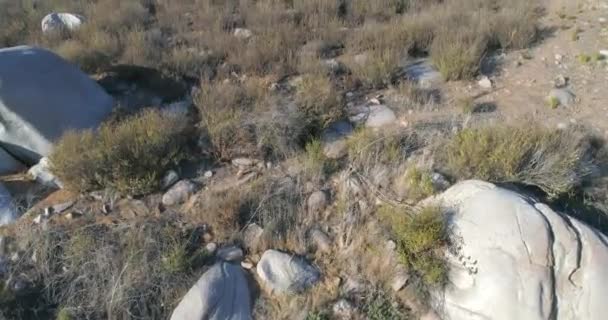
(441, 125), (595, 197)
(294, 73), (343, 129)
(379, 205), (448, 288)
(431, 24), (488, 80)
(347, 128), (419, 174)
(50, 109), (191, 195)
(7, 218), (208, 320)
(401, 167), (436, 201)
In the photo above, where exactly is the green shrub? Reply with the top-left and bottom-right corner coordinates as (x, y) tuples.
(56, 308), (73, 320)
(402, 167), (436, 201)
(548, 96), (560, 109)
(364, 291), (407, 320)
(295, 73), (343, 128)
(578, 54), (591, 64)
(347, 129), (417, 172)
(50, 109), (190, 195)
(441, 125), (594, 197)
(379, 205), (448, 287)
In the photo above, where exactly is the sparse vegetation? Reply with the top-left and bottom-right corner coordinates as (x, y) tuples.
(364, 291), (408, 320)
(548, 96), (560, 109)
(459, 96), (476, 114)
(578, 54), (592, 64)
(380, 205), (449, 288)
(441, 125), (595, 197)
(401, 167), (436, 201)
(50, 109), (191, 195)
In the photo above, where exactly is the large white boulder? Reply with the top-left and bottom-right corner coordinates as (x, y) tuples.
(0, 46), (113, 164)
(256, 249), (320, 294)
(430, 180), (608, 320)
(41, 13), (85, 34)
(0, 183), (16, 226)
(171, 262), (251, 320)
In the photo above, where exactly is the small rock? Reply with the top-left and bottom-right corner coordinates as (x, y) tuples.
(369, 98), (381, 105)
(233, 28), (253, 39)
(205, 242), (218, 254)
(321, 121), (353, 159)
(241, 260), (254, 269)
(307, 191), (328, 215)
(477, 76), (493, 89)
(101, 203), (111, 215)
(554, 75), (568, 88)
(555, 54), (563, 63)
(162, 180), (196, 206)
(548, 88), (576, 107)
(243, 223), (264, 249)
(365, 105), (397, 128)
(217, 246), (244, 262)
(52, 201), (74, 214)
(391, 270), (410, 291)
(232, 158), (257, 168)
(33, 214), (45, 224)
(386, 240), (397, 251)
(431, 172), (450, 191)
(310, 228), (332, 253)
(161, 170), (180, 190)
(332, 299), (355, 319)
(65, 211), (82, 220)
(599, 50), (608, 57)
(203, 170), (213, 178)
(256, 249), (320, 293)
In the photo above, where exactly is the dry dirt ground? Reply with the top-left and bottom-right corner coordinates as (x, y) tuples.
(395, 0), (608, 137)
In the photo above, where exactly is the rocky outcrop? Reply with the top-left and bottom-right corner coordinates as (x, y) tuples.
(171, 262), (251, 320)
(0, 46), (113, 164)
(256, 249), (320, 294)
(431, 180), (608, 320)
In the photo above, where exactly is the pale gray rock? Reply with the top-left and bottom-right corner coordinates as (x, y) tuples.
(233, 28), (253, 39)
(0, 46), (113, 164)
(0, 183), (16, 226)
(0, 147), (25, 175)
(162, 180), (196, 206)
(429, 180), (608, 320)
(256, 249), (320, 293)
(310, 228), (332, 253)
(321, 121), (353, 159)
(170, 262), (251, 320)
(365, 105), (396, 128)
(549, 88), (576, 107)
(242, 223), (264, 249)
(477, 76), (493, 89)
(403, 59), (443, 88)
(41, 13), (85, 34)
(28, 157), (63, 188)
(333, 299), (355, 319)
(307, 191), (328, 215)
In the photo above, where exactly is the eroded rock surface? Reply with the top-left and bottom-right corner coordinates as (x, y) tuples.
(431, 180), (608, 320)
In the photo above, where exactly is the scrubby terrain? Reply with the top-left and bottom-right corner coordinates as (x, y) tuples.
(1, 0), (608, 319)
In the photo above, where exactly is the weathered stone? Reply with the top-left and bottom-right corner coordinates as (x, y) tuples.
(403, 59), (443, 88)
(242, 223), (264, 250)
(256, 249), (320, 294)
(332, 299), (355, 319)
(205, 242), (218, 254)
(429, 180), (608, 320)
(307, 191), (328, 215)
(41, 12), (85, 34)
(171, 262), (251, 320)
(162, 180), (196, 206)
(549, 88), (576, 107)
(310, 228), (332, 253)
(0, 46), (113, 164)
(365, 105), (396, 128)
(477, 76), (493, 89)
(233, 28), (253, 39)
(321, 121), (353, 159)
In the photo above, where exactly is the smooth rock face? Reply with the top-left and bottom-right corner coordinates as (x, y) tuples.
(162, 180), (196, 206)
(365, 105), (396, 128)
(0, 46), (113, 164)
(256, 250), (320, 294)
(0, 183), (16, 226)
(171, 262), (251, 320)
(41, 13), (85, 34)
(0, 148), (25, 175)
(402, 59), (443, 88)
(431, 180), (608, 320)
(321, 121), (353, 159)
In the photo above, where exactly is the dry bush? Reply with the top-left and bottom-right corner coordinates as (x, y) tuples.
(491, 1), (540, 49)
(347, 128), (419, 175)
(294, 73), (344, 129)
(440, 125), (595, 198)
(6, 217), (207, 319)
(50, 109), (191, 195)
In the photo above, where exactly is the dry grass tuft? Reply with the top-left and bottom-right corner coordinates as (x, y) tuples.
(50, 109), (191, 195)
